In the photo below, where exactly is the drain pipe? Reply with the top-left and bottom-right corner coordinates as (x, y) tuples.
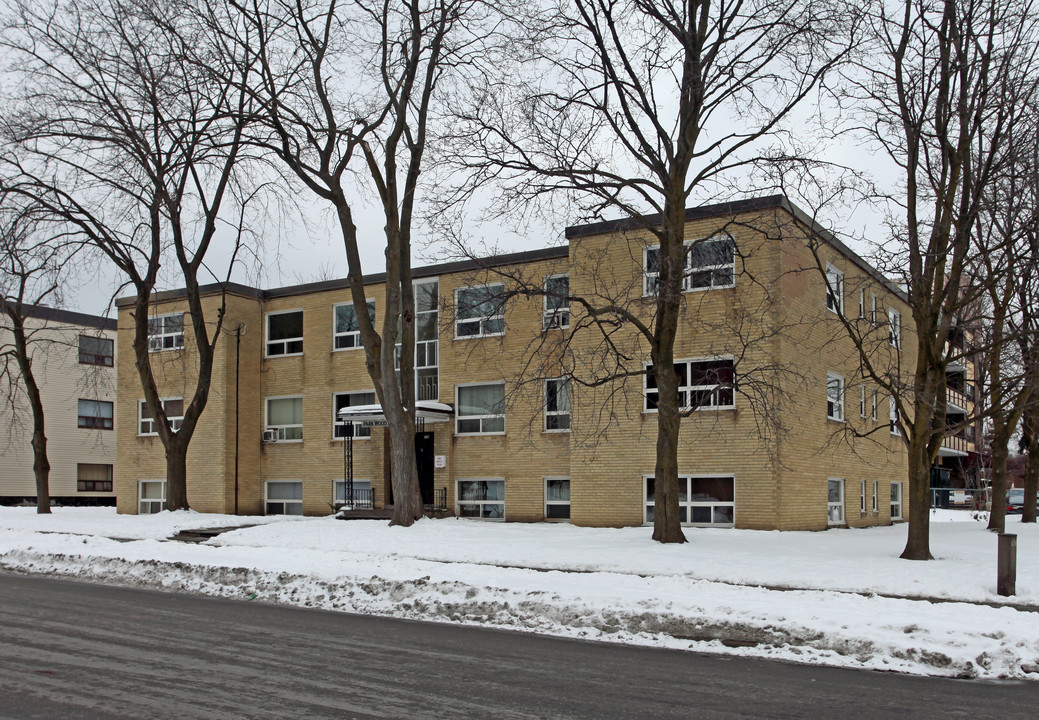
(234, 323), (244, 514)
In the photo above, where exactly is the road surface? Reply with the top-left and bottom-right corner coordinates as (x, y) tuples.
(1, 574), (1036, 719)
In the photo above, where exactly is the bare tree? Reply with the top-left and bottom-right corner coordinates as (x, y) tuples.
(836, 0), (1039, 558)
(0, 203), (70, 514)
(222, 0), (488, 525)
(1, 0), (262, 511)
(449, 0), (855, 542)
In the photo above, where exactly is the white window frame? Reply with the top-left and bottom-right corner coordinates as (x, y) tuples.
(265, 480), (303, 515)
(826, 372), (845, 422)
(890, 481), (903, 520)
(858, 288), (865, 320)
(871, 388), (878, 422)
(332, 391), (375, 440)
(860, 479), (867, 513)
(266, 395), (303, 442)
(828, 478), (845, 525)
(455, 382), (506, 435)
(859, 384), (867, 418)
(138, 398), (184, 436)
(333, 300), (375, 351)
(888, 307), (901, 349)
(148, 313), (184, 352)
(334, 478), (372, 506)
(872, 479), (879, 513)
(544, 477), (571, 522)
(266, 309), (304, 357)
(889, 396), (900, 436)
(643, 474), (736, 527)
(544, 377), (571, 432)
(454, 284), (505, 339)
(138, 479), (167, 514)
(871, 293), (878, 324)
(644, 357), (736, 412)
(643, 235), (736, 296)
(456, 478), (505, 520)
(825, 264), (844, 314)
(543, 274), (570, 330)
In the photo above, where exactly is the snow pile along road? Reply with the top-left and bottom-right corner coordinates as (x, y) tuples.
(1, 507), (1037, 680)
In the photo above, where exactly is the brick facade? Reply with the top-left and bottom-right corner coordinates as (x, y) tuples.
(115, 196), (950, 529)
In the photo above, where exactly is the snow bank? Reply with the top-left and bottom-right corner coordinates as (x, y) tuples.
(2, 506), (1037, 680)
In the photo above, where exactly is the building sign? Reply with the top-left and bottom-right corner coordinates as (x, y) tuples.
(434, 455), (447, 469)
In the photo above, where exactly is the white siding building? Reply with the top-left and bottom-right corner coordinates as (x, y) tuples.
(0, 305), (117, 505)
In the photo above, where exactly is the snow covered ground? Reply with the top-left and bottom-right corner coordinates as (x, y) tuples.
(2, 506), (1038, 680)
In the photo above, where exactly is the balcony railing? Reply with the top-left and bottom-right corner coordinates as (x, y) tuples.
(339, 488), (373, 510)
(941, 433), (969, 455)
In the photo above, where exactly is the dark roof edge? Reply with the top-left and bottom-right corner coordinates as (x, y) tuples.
(564, 194), (906, 302)
(10, 302), (117, 331)
(115, 246), (570, 306)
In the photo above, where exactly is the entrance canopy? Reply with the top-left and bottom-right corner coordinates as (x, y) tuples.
(337, 400), (454, 424)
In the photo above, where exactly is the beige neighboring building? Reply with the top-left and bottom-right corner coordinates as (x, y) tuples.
(0, 305), (118, 505)
(112, 195), (981, 529)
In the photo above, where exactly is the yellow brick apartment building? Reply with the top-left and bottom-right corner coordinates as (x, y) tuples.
(113, 195), (979, 529)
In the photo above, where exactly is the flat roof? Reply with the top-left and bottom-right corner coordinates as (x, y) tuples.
(116, 194), (904, 307)
(7, 302), (117, 331)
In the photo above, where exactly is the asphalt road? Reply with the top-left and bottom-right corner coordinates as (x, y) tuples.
(0, 574), (1036, 719)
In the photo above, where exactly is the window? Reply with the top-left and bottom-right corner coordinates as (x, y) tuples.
(545, 477), (570, 520)
(888, 308), (901, 349)
(455, 284), (505, 338)
(138, 398), (184, 436)
(415, 280), (440, 401)
(644, 236), (736, 295)
(858, 289), (865, 320)
(827, 478), (845, 525)
(266, 481), (303, 515)
(889, 396), (900, 436)
(456, 383), (505, 434)
(457, 479), (504, 519)
(267, 310), (303, 356)
(871, 294), (878, 323)
(543, 275), (570, 329)
(78, 335), (113, 366)
(77, 399), (113, 430)
(825, 264), (844, 313)
(266, 396), (303, 441)
(77, 464), (113, 492)
(826, 373), (844, 421)
(871, 388), (878, 422)
(860, 480), (867, 513)
(890, 482), (903, 519)
(859, 384), (867, 418)
(334, 479), (372, 507)
(872, 480), (879, 513)
(334, 301), (375, 350)
(139, 480), (166, 514)
(544, 378), (571, 431)
(333, 391), (376, 439)
(644, 358), (735, 412)
(148, 314), (184, 352)
(644, 475), (735, 526)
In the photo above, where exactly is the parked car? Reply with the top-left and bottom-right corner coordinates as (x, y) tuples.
(1005, 489), (1037, 514)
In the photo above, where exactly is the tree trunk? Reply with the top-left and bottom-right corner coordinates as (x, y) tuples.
(165, 440), (189, 511)
(387, 415), (423, 525)
(651, 364), (685, 543)
(31, 424), (51, 514)
(10, 313), (51, 514)
(986, 425), (1009, 533)
(900, 432), (934, 559)
(1023, 410), (1038, 524)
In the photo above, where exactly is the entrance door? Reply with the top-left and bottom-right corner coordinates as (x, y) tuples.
(415, 432), (435, 506)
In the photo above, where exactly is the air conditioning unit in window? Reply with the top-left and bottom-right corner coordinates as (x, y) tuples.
(262, 429), (278, 444)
